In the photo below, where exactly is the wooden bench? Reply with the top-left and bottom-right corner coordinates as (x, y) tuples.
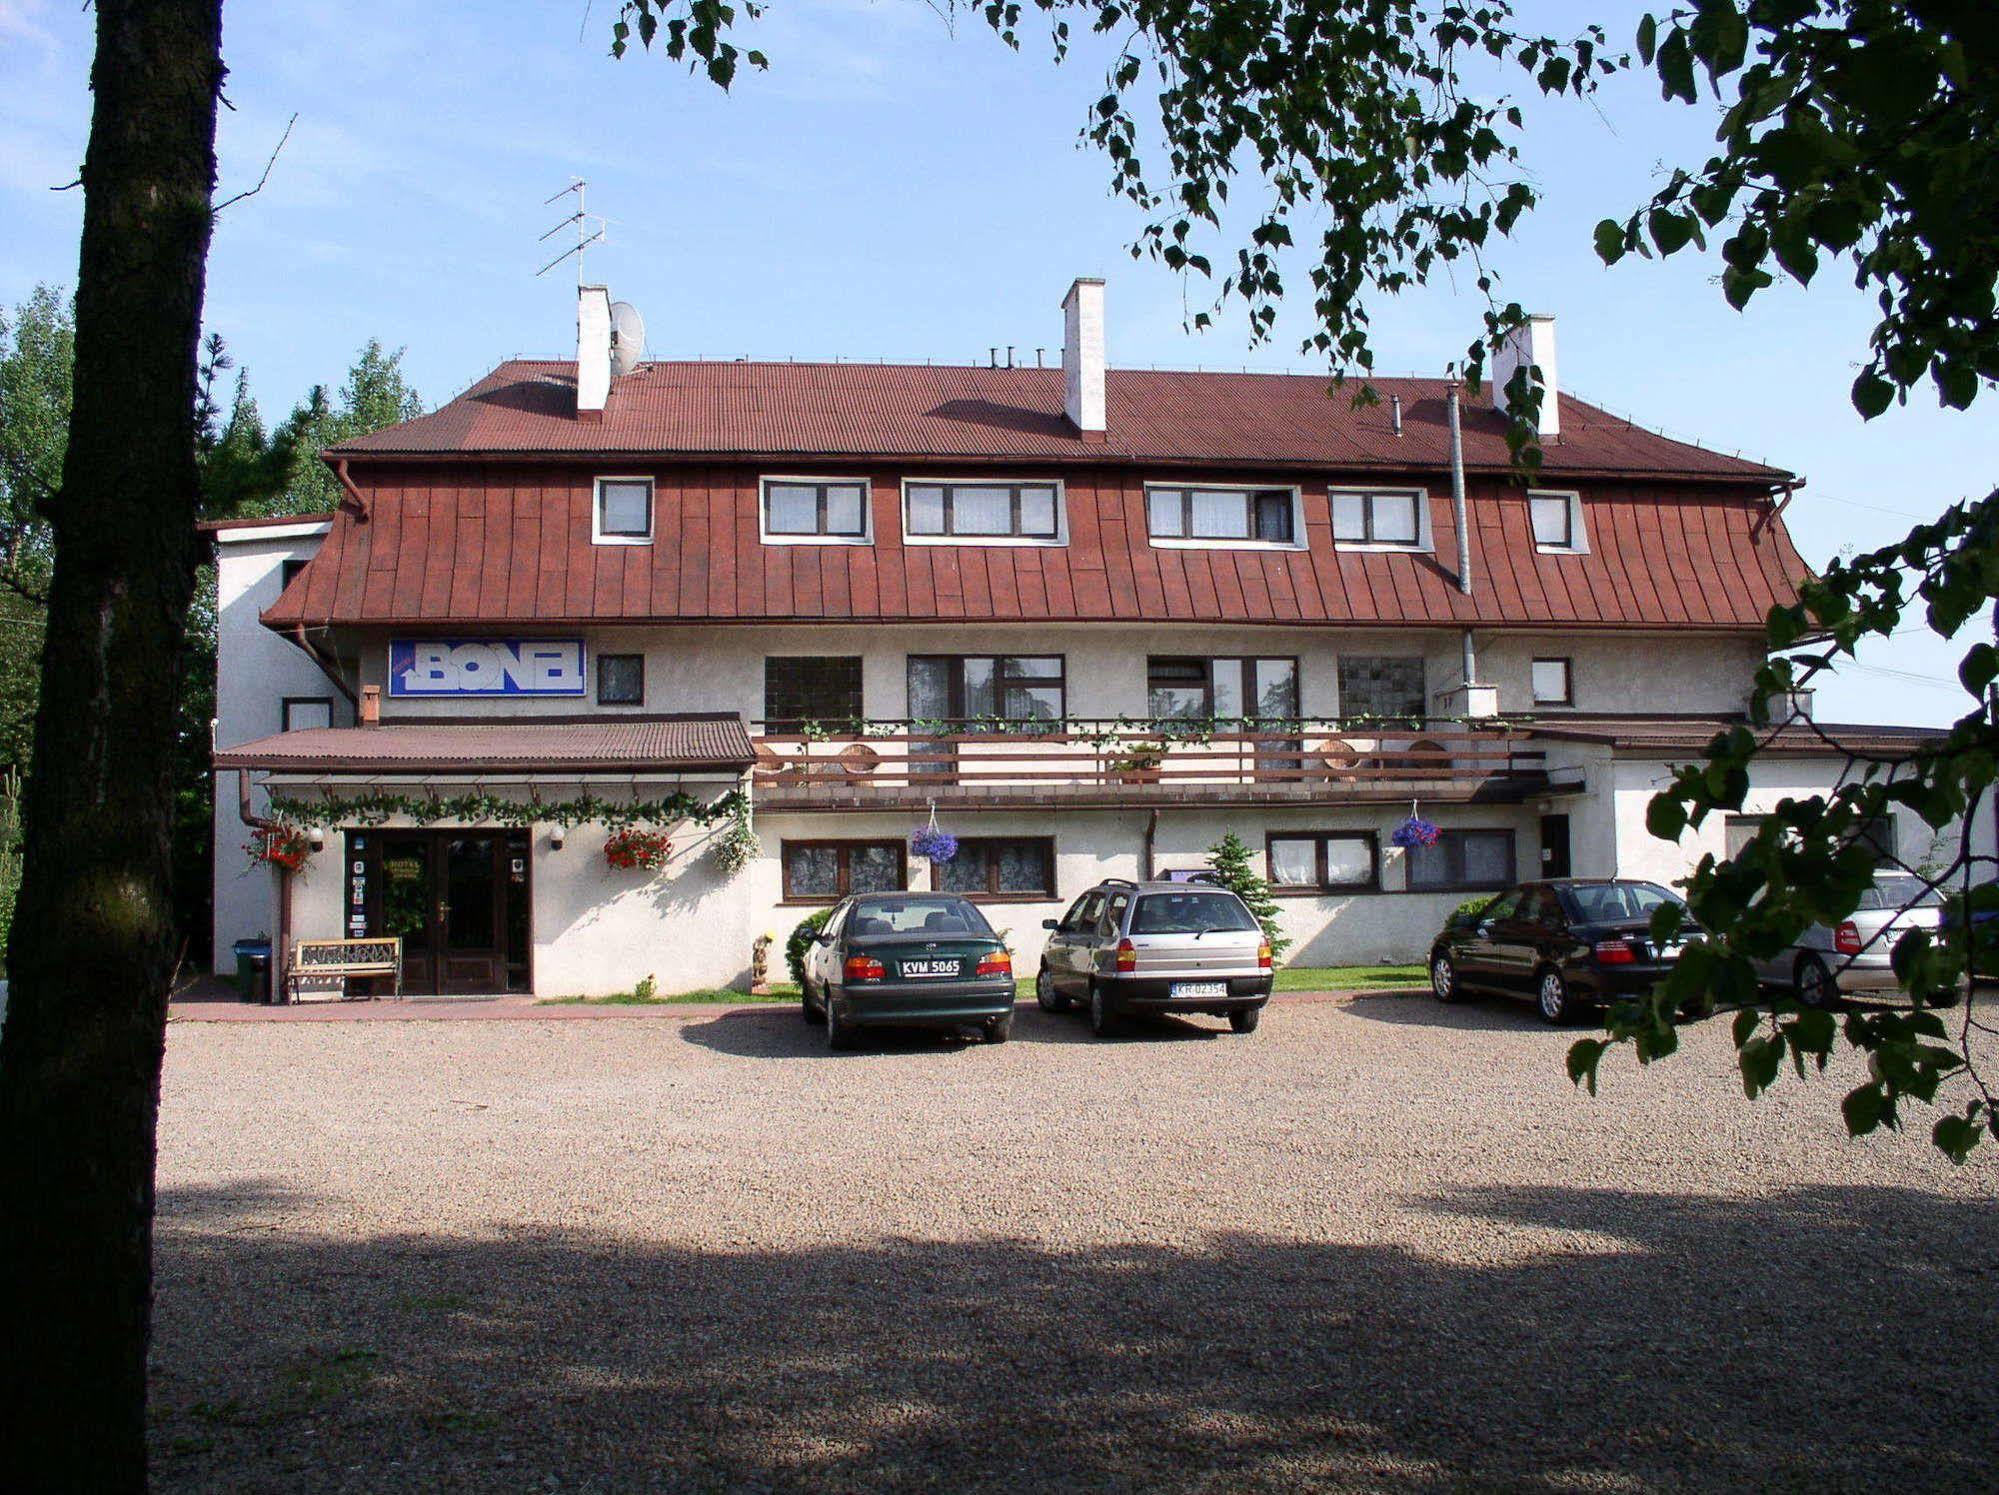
(284, 937), (403, 1004)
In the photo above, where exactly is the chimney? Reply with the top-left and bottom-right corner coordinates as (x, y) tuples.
(1491, 313), (1559, 437)
(576, 284), (611, 422)
(1061, 277), (1107, 441)
(359, 685), (381, 727)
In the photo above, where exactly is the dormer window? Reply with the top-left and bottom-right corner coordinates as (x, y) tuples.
(1147, 485), (1301, 548)
(762, 477), (871, 544)
(903, 481), (1064, 545)
(1331, 488), (1428, 550)
(593, 477), (653, 545)
(1529, 490), (1588, 553)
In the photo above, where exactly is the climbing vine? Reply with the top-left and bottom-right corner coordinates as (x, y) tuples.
(267, 786), (749, 832)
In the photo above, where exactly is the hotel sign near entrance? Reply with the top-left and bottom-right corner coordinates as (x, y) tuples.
(388, 639), (586, 697)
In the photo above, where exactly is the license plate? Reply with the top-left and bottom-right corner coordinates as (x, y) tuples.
(1171, 981), (1228, 999)
(1656, 942), (1683, 960)
(900, 959), (960, 979)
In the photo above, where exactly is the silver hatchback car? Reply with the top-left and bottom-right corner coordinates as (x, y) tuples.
(1036, 879), (1274, 1036)
(1753, 871), (1947, 1006)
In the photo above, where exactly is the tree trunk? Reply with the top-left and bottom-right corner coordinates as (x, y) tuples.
(0, 3), (223, 1488)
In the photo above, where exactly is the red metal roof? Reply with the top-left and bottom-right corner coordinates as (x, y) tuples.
(329, 361), (1791, 482)
(214, 716), (755, 773)
(263, 465), (1811, 632)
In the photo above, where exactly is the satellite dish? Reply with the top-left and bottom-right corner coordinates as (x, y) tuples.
(609, 301), (646, 377)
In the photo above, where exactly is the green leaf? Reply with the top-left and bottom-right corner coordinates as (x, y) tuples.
(1636, 13), (1658, 65)
(1593, 218), (1627, 265)
(1647, 794), (1688, 841)
(1851, 370), (1895, 419)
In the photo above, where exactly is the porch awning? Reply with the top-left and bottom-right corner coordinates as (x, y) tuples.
(214, 715), (756, 775)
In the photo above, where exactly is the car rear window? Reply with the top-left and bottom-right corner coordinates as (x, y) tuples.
(846, 898), (994, 936)
(1131, 892), (1258, 934)
(1562, 882), (1682, 923)
(1858, 875), (1942, 910)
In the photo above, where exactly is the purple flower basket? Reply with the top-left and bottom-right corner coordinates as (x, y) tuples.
(911, 827), (959, 864)
(1391, 816), (1440, 850)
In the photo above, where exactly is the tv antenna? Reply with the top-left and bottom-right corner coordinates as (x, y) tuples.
(537, 178), (606, 285)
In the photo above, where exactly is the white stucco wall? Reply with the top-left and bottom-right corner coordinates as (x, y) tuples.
(211, 526), (346, 970)
(347, 621), (1764, 726)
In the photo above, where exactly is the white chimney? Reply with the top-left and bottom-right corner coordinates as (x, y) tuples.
(1491, 313), (1559, 437)
(1061, 277), (1107, 441)
(576, 284), (611, 422)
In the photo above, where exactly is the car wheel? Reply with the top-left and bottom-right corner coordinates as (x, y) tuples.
(985, 1012), (1013, 1044)
(1795, 954), (1837, 1010)
(1430, 952), (1458, 1004)
(1228, 1006), (1261, 1034)
(1535, 967), (1573, 1025)
(826, 994), (856, 1051)
(1089, 981), (1121, 1038)
(1035, 963), (1072, 1013)
(801, 980), (825, 1025)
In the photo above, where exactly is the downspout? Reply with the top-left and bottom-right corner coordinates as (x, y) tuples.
(291, 625), (357, 706)
(332, 458), (369, 520)
(1449, 377), (1478, 704)
(236, 767), (290, 1001)
(1142, 808), (1159, 882)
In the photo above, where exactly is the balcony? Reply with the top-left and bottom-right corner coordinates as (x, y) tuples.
(750, 719), (1548, 811)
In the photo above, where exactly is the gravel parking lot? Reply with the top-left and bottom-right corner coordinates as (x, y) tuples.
(153, 993), (1999, 1492)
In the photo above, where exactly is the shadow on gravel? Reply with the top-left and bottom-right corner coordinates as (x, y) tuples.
(1342, 992), (1553, 1031)
(149, 1181), (1999, 1493)
(679, 1003), (1224, 1058)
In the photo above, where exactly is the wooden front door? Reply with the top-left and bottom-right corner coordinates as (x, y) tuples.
(358, 830), (530, 995)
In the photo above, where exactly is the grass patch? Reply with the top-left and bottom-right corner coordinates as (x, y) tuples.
(539, 985), (797, 1006)
(1273, 963), (1426, 992)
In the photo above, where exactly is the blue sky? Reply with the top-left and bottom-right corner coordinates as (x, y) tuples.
(2, 0), (1988, 726)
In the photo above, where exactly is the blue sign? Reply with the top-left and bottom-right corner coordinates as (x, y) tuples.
(388, 639), (586, 697)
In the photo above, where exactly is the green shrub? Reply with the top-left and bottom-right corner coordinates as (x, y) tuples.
(1205, 830), (1291, 959)
(785, 907), (832, 986)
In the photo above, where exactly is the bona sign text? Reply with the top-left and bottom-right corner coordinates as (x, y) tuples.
(389, 639), (586, 697)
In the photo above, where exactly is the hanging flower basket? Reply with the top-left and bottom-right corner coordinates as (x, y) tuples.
(245, 824), (311, 873)
(1391, 815), (1440, 850)
(604, 826), (673, 871)
(910, 826), (959, 864)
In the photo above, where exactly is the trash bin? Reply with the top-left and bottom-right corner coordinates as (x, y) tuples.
(232, 938), (272, 1003)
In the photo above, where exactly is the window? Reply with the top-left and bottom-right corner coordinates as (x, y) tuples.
(280, 558), (309, 591)
(904, 481), (1062, 542)
(781, 840), (906, 902)
(1146, 486), (1299, 546)
(1338, 656), (1426, 721)
(1267, 832), (1379, 892)
(1131, 891), (1259, 933)
(1059, 890), (1107, 932)
(1331, 488), (1425, 548)
(596, 653), (645, 706)
(281, 696), (333, 732)
(765, 657), (863, 730)
(1147, 657), (1299, 722)
(1407, 829), (1516, 891)
(939, 838), (1056, 898)
(907, 655), (1064, 726)
(1530, 657), (1573, 707)
(1529, 490), (1586, 552)
(762, 478), (870, 543)
(593, 477), (653, 545)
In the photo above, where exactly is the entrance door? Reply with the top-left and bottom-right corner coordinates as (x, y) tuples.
(1539, 814), (1572, 879)
(362, 830), (527, 995)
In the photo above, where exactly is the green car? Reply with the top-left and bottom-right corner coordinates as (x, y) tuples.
(800, 893), (1017, 1049)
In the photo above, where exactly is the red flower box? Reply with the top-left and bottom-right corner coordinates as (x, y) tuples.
(603, 827), (673, 871)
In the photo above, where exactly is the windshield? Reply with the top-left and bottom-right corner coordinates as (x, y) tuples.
(846, 898), (994, 936)
(1858, 874), (1943, 910)
(1562, 882), (1683, 923)
(1131, 891), (1258, 934)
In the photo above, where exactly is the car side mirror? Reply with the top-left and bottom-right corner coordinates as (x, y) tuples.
(1042, 918), (1060, 930)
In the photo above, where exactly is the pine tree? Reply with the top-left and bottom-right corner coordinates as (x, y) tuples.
(1204, 830), (1289, 959)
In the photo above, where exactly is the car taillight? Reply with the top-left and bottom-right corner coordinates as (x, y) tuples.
(843, 955), (885, 982)
(1834, 921), (1862, 956)
(1257, 942), (1273, 970)
(1115, 938), (1137, 973)
(976, 950), (1012, 977)
(1593, 939), (1637, 965)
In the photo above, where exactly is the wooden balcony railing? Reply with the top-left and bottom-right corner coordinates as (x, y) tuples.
(750, 719), (1546, 803)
